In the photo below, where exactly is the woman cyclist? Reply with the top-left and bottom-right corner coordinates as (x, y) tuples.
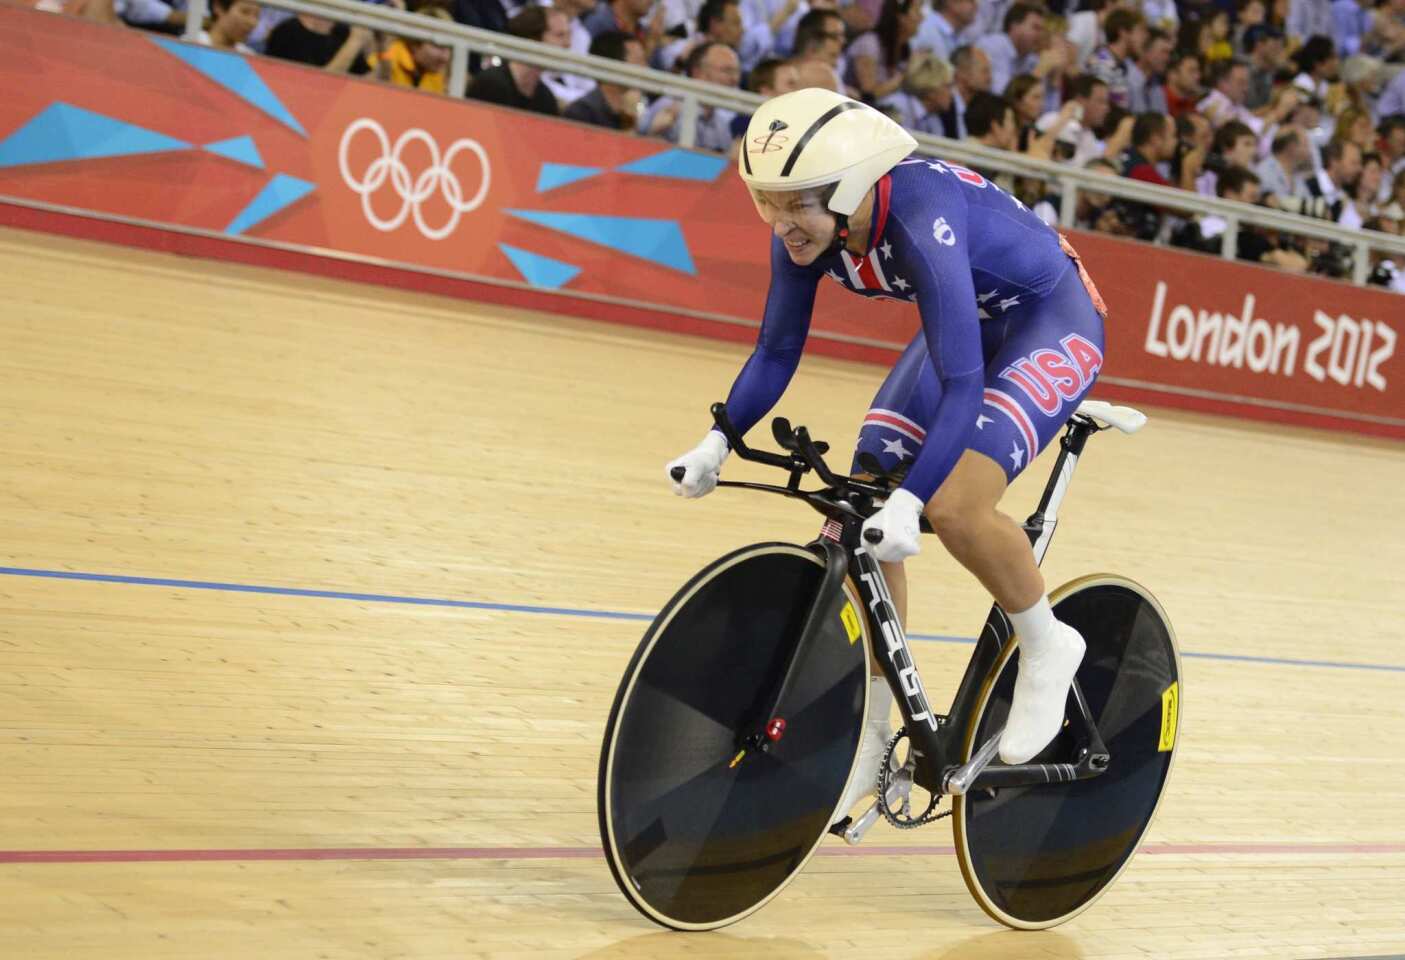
(666, 88), (1108, 822)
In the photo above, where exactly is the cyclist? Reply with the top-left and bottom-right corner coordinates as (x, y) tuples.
(665, 88), (1108, 824)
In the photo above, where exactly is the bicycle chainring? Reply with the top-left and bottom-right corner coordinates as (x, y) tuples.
(875, 728), (949, 829)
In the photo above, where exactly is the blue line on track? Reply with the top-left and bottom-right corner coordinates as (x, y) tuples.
(1, 565), (1402, 674)
(0, 566), (651, 622)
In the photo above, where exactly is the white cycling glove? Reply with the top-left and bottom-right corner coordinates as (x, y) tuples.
(861, 488), (925, 563)
(665, 431), (730, 498)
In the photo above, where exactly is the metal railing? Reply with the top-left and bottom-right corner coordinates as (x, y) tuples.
(181, 0), (1405, 287)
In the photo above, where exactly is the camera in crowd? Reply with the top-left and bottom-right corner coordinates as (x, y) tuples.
(1108, 198), (1163, 241)
(1273, 194), (1339, 221)
(1305, 241), (1356, 278)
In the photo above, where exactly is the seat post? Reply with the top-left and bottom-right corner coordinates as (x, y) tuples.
(1023, 418), (1098, 567)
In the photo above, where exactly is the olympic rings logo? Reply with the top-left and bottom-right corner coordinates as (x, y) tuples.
(338, 118), (491, 241)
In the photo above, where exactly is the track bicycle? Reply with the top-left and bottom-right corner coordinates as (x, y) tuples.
(597, 399), (1181, 930)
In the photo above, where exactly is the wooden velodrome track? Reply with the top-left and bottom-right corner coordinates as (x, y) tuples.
(2, 225), (1404, 959)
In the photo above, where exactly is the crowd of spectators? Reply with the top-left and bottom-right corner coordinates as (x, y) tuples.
(83, 0), (1405, 287)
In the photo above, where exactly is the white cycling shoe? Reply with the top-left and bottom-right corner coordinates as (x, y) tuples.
(832, 677), (894, 825)
(999, 622), (1086, 765)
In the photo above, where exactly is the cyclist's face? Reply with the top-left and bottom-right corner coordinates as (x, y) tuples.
(751, 188), (835, 265)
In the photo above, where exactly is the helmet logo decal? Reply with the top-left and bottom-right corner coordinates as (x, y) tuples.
(757, 119), (790, 153)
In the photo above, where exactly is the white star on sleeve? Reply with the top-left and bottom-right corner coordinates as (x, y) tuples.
(881, 437), (912, 459)
(976, 414), (994, 429)
(999, 296), (1021, 311)
(1009, 441), (1025, 470)
(880, 239), (893, 259)
(891, 275), (909, 290)
(977, 289), (998, 304)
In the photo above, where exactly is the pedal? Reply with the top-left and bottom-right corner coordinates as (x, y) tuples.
(840, 764), (913, 845)
(943, 730), (1003, 796)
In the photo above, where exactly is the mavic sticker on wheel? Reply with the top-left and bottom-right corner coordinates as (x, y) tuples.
(1159, 681), (1179, 752)
(840, 602), (861, 645)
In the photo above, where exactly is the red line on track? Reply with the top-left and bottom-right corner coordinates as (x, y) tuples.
(3, 842), (1403, 864)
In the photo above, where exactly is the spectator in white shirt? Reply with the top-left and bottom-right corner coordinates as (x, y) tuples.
(638, 42), (740, 152)
(1127, 26), (1172, 112)
(655, 0), (743, 70)
(1141, 0), (1178, 30)
(763, 0), (816, 55)
(198, 0), (259, 52)
(81, 0), (186, 29)
(1064, 0), (1108, 72)
(960, 0), (1012, 46)
(1036, 73), (1110, 166)
(976, 1), (1044, 94)
(1307, 138), (1365, 227)
(1197, 59), (1264, 134)
(661, 0), (707, 37)
(1196, 120), (1260, 195)
(791, 8), (850, 90)
(1286, 0), (1334, 43)
(733, 0), (792, 68)
(1291, 34), (1339, 103)
(543, 0), (600, 107)
(945, 43), (992, 137)
(1377, 116), (1405, 203)
(912, 0), (976, 63)
(1255, 127), (1313, 206)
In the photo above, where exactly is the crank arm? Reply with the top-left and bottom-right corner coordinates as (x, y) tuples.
(942, 730), (1002, 796)
(837, 763), (914, 846)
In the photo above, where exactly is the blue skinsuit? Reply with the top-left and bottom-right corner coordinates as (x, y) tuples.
(721, 157), (1107, 501)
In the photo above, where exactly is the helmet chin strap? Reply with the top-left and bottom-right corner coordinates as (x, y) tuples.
(825, 213), (850, 256)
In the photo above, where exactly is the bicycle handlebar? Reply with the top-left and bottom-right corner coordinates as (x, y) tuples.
(709, 402), (894, 496)
(668, 403), (935, 534)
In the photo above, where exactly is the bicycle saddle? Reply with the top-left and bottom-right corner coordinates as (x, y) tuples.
(1075, 400), (1147, 435)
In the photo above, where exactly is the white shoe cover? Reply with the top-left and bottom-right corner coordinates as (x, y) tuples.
(833, 679), (894, 822)
(998, 623), (1086, 765)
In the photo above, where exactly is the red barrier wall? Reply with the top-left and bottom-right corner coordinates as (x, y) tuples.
(1070, 232), (1403, 437)
(2, 5), (1401, 438)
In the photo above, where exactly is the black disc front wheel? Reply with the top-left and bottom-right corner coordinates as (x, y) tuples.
(954, 574), (1181, 929)
(598, 542), (871, 930)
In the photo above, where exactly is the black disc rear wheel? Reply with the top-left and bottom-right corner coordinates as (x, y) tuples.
(954, 574), (1181, 929)
(598, 542), (871, 930)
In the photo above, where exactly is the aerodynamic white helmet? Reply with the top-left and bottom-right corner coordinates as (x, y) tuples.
(738, 88), (918, 217)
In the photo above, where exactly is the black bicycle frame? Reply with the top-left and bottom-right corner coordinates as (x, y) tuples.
(821, 416), (1110, 796)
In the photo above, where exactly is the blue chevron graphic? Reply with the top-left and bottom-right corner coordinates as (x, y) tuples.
(226, 173), (315, 235)
(505, 210), (695, 275)
(204, 135), (264, 169)
(536, 163), (603, 192)
(498, 244), (582, 289)
(616, 148), (727, 182)
(152, 38), (306, 137)
(0, 103), (190, 168)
